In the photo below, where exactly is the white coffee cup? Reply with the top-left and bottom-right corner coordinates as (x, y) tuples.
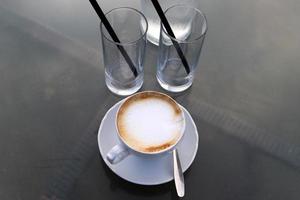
(106, 91), (186, 164)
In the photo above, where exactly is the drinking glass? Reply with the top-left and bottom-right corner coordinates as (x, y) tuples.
(101, 7), (148, 96)
(157, 5), (207, 92)
(140, 0), (196, 46)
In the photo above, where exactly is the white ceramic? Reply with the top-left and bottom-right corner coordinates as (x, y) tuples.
(106, 91), (186, 165)
(97, 100), (199, 185)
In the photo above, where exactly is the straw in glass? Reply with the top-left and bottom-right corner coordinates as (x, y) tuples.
(89, 0), (138, 77)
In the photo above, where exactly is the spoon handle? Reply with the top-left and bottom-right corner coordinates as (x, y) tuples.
(173, 149), (185, 197)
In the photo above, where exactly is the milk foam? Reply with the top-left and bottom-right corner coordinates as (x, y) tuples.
(119, 98), (184, 152)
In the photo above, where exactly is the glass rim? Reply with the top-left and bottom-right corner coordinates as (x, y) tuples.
(162, 4), (208, 44)
(100, 7), (148, 46)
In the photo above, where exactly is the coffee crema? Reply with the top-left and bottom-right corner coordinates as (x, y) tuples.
(117, 91), (185, 153)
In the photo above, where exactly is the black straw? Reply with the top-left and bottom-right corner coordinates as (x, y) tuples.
(89, 0), (138, 77)
(151, 0), (190, 74)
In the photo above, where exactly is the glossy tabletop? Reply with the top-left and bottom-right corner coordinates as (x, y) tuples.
(0, 0), (300, 199)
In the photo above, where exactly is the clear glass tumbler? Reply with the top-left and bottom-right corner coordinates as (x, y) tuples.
(157, 5), (207, 92)
(101, 7), (148, 96)
(140, 0), (196, 46)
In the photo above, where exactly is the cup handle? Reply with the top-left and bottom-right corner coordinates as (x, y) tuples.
(106, 144), (130, 164)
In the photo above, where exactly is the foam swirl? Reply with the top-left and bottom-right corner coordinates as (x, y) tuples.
(117, 92), (184, 153)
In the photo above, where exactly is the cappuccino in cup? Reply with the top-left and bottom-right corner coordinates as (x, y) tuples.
(106, 91), (186, 164)
(117, 91), (185, 153)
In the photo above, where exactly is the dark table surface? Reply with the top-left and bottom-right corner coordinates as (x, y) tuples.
(0, 0), (300, 200)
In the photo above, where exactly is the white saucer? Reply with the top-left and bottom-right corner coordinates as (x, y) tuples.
(97, 100), (199, 185)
